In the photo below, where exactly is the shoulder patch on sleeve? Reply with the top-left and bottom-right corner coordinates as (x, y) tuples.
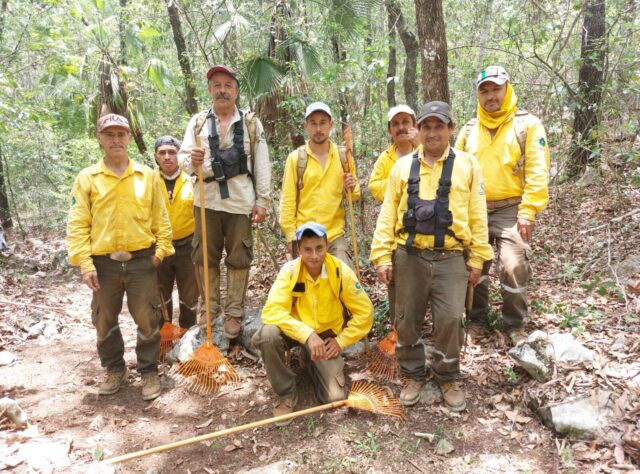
(70, 195), (76, 207)
(539, 137), (546, 147)
(355, 282), (362, 291)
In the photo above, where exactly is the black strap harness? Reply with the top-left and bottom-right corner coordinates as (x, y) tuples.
(402, 149), (459, 253)
(204, 110), (249, 199)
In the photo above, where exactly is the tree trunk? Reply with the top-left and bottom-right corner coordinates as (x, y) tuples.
(166, 0), (198, 115)
(569, 0), (606, 177)
(466, 0), (493, 120)
(386, 7), (397, 108)
(332, 36), (349, 126)
(0, 144), (12, 228)
(386, 0), (418, 111)
(415, 0), (450, 103)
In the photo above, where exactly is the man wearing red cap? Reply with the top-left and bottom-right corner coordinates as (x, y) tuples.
(179, 65), (271, 340)
(67, 114), (174, 401)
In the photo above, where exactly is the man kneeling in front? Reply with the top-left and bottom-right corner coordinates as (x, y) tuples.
(252, 222), (373, 424)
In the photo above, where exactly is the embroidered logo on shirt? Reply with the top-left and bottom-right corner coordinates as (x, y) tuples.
(539, 137), (546, 147)
(355, 282), (362, 291)
(71, 196), (76, 206)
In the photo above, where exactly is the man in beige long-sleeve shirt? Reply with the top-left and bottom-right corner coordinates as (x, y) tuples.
(179, 65), (271, 339)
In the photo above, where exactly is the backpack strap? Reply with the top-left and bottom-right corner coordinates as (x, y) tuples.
(295, 145), (308, 213)
(512, 110), (528, 183)
(206, 111), (230, 199)
(404, 151), (422, 254)
(433, 149), (456, 250)
(244, 111), (258, 183)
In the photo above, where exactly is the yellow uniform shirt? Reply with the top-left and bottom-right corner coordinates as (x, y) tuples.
(455, 113), (550, 221)
(67, 159), (174, 274)
(158, 170), (195, 241)
(369, 144), (417, 202)
(261, 254), (373, 350)
(279, 141), (361, 243)
(370, 146), (493, 270)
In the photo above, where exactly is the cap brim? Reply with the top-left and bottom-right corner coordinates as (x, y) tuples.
(417, 113), (451, 125)
(305, 109), (332, 119)
(476, 77), (508, 88)
(99, 124), (130, 132)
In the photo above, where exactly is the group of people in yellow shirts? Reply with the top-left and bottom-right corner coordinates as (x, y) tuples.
(66, 64), (549, 416)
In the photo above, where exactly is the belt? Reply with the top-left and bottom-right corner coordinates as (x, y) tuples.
(93, 245), (156, 262)
(172, 234), (193, 247)
(400, 245), (463, 260)
(486, 197), (521, 210)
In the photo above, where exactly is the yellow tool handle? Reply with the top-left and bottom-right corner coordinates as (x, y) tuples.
(195, 136), (212, 341)
(466, 284), (474, 311)
(108, 400), (347, 464)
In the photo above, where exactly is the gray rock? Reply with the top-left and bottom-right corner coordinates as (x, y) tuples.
(611, 254), (640, 281)
(26, 318), (61, 340)
(537, 389), (621, 443)
(508, 335), (550, 382)
(547, 332), (593, 362)
(0, 397), (28, 428)
(89, 414), (105, 431)
(237, 460), (298, 474)
(435, 439), (455, 456)
(342, 341), (366, 358)
(237, 307), (263, 358)
(86, 462), (119, 474)
(0, 351), (16, 366)
(420, 381), (443, 405)
(610, 334), (627, 352)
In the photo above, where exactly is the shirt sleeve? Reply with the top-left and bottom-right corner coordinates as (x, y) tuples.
(66, 172), (95, 274)
(279, 152), (298, 242)
(251, 118), (271, 210)
(261, 263), (315, 344)
(334, 264), (373, 350)
(466, 156), (493, 269)
(370, 162), (402, 266)
(368, 151), (389, 203)
(518, 118), (550, 221)
(454, 127), (468, 151)
(151, 172), (175, 260)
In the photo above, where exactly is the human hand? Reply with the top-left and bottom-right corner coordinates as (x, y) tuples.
(82, 271), (100, 292)
(517, 218), (535, 242)
(467, 267), (481, 287)
(286, 241), (293, 261)
(376, 265), (393, 285)
(407, 127), (419, 146)
(252, 205), (267, 224)
(324, 337), (341, 359)
(151, 256), (161, 268)
(343, 173), (356, 193)
(190, 147), (206, 167)
(306, 332), (326, 360)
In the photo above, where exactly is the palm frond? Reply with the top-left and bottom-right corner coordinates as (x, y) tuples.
(240, 56), (286, 98)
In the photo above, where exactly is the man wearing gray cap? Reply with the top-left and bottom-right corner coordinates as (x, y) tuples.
(179, 65), (271, 340)
(67, 114), (174, 401)
(154, 136), (198, 329)
(456, 66), (550, 338)
(279, 102), (360, 268)
(371, 102), (492, 411)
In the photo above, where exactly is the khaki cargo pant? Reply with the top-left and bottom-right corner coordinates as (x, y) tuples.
(91, 256), (161, 374)
(394, 246), (467, 382)
(471, 204), (532, 329)
(192, 207), (253, 320)
(252, 325), (346, 403)
(157, 238), (198, 328)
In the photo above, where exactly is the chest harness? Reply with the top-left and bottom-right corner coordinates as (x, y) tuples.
(203, 110), (250, 199)
(402, 149), (459, 253)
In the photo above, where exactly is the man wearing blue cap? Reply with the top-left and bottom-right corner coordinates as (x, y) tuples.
(253, 221), (373, 423)
(155, 136), (198, 328)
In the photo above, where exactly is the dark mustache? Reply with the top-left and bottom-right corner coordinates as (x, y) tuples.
(216, 92), (232, 100)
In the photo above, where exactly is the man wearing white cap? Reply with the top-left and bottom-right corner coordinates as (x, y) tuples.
(456, 66), (550, 337)
(369, 104), (419, 325)
(279, 102), (360, 268)
(253, 221), (373, 422)
(179, 65), (271, 340)
(67, 114), (174, 401)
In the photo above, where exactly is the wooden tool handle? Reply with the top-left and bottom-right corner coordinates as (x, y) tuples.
(195, 136), (212, 341)
(108, 400), (347, 464)
(466, 284), (474, 312)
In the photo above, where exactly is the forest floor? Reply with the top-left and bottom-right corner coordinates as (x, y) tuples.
(1, 159), (639, 473)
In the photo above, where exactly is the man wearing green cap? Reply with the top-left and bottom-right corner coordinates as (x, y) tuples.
(456, 66), (550, 337)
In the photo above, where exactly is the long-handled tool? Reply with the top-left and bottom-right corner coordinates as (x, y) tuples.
(158, 288), (187, 362)
(107, 381), (404, 464)
(342, 124), (369, 352)
(169, 136), (239, 394)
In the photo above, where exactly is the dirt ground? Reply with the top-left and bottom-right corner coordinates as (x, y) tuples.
(1, 168), (639, 473)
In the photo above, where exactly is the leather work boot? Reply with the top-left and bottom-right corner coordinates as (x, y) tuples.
(400, 379), (425, 406)
(141, 373), (162, 401)
(98, 369), (128, 396)
(224, 316), (242, 339)
(438, 379), (466, 412)
(273, 392), (299, 427)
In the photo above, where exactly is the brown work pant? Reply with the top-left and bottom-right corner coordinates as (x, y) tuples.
(471, 204), (532, 329)
(91, 256), (161, 374)
(192, 207), (253, 320)
(157, 239), (198, 328)
(252, 325), (346, 403)
(394, 246), (467, 382)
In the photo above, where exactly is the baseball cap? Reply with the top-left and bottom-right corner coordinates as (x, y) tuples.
(154, 136), (181, 151)
(295, 222), (327, 240)
(387, 104), (416, 122)
(206, 64), (238, 82)
(416, 101), (453, 125)
(305, 102), (332, 119)
(476, 65), (509, 88)
(97, 113), (130, 132)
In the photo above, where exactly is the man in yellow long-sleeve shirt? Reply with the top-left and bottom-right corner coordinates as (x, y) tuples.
(371, 102), (493, 411)
(279, 102), (359, 268)
(253, 222), (373, 424)
(455, 66), (550, 333)
(154, 136), (198, 329)
(67, 114), (174, 401)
